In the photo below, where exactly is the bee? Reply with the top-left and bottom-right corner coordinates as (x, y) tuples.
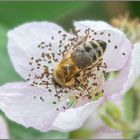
(53, 33), (107, 88)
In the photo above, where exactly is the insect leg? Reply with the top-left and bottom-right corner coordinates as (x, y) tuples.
(74, 76), (90, 95)
(74, 29), (90, 48)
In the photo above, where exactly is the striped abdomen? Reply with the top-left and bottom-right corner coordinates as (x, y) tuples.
(71, 40), (106, 69)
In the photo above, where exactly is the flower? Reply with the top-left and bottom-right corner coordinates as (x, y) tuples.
(0, 20), (139, 132)
(0, 116), (9, 139)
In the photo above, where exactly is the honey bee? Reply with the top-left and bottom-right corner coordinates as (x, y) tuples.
(53, 33), (107, 88)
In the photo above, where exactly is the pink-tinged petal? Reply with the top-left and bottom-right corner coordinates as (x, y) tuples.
(0, 116), (9, 139)
(103, 43), (140, 97)
(84, 111), (104, 131)
(102, 57), (131, 96)
(51, 98), (104, 132)
(74, 20), (132, 72)
(8, 22), (74, 82)
(74, 20), (112, 33)
(0, 82), (67, 132)
(108, 93), (123, 106)
(120, 43), (140, 94)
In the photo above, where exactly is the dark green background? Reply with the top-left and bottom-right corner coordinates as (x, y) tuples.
(0, 1), (140, 139)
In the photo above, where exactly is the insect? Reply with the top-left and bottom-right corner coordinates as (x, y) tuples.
(53, 32), (107, 89)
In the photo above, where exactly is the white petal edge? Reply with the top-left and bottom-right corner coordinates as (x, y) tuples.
(107, 43), (140, 101)
(0, 116), (9, 139)
(74, 20), (112, 32)
(0, 82), (67, 132)
(51, 86), (124, 131)
(120, 43), (140, 94)
(102, 57), (131, 96)
(51, 98), (104, 132)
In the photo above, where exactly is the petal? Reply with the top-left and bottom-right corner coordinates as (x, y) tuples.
(102, 57), (131, 96)
(0, 116), (9, 139)
(51, 98), (104, 132)
(83, 111), (104, 131)
(0, 82), (68, 132)
(8, 22), (74, 84)
(74, 20), (132, 72)
(74, 20), (112, 33)
(120, 43), (140, 94)
(102, 43), (140, 97)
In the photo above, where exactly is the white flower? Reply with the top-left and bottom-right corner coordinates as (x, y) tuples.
(0, 20), (139, 132)
(0, 116), (9, 139)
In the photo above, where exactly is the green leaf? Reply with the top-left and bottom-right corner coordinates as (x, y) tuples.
(123, 88), (140, 124)
(0, 1), (89, 28)
(0, 24), (22, 84)
(105, 102), (121, 121)
(98, 102), (119, 129)
(100, 113), (115, 129)
(99, 102), (126, 130)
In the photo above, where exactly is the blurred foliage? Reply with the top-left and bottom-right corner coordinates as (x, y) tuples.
(0, 24), (21, 84)
(99, 100), (135, 138)
(111, 13), (140, 44)
(70, 128), (93, 139)
(97, 87), (140, 139)
(0, 1), (140, 139)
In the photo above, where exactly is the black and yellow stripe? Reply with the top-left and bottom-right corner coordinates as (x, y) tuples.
(71, 40), (106, 69)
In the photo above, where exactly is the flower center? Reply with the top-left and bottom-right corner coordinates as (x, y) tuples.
(26, 28), (108, 109)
